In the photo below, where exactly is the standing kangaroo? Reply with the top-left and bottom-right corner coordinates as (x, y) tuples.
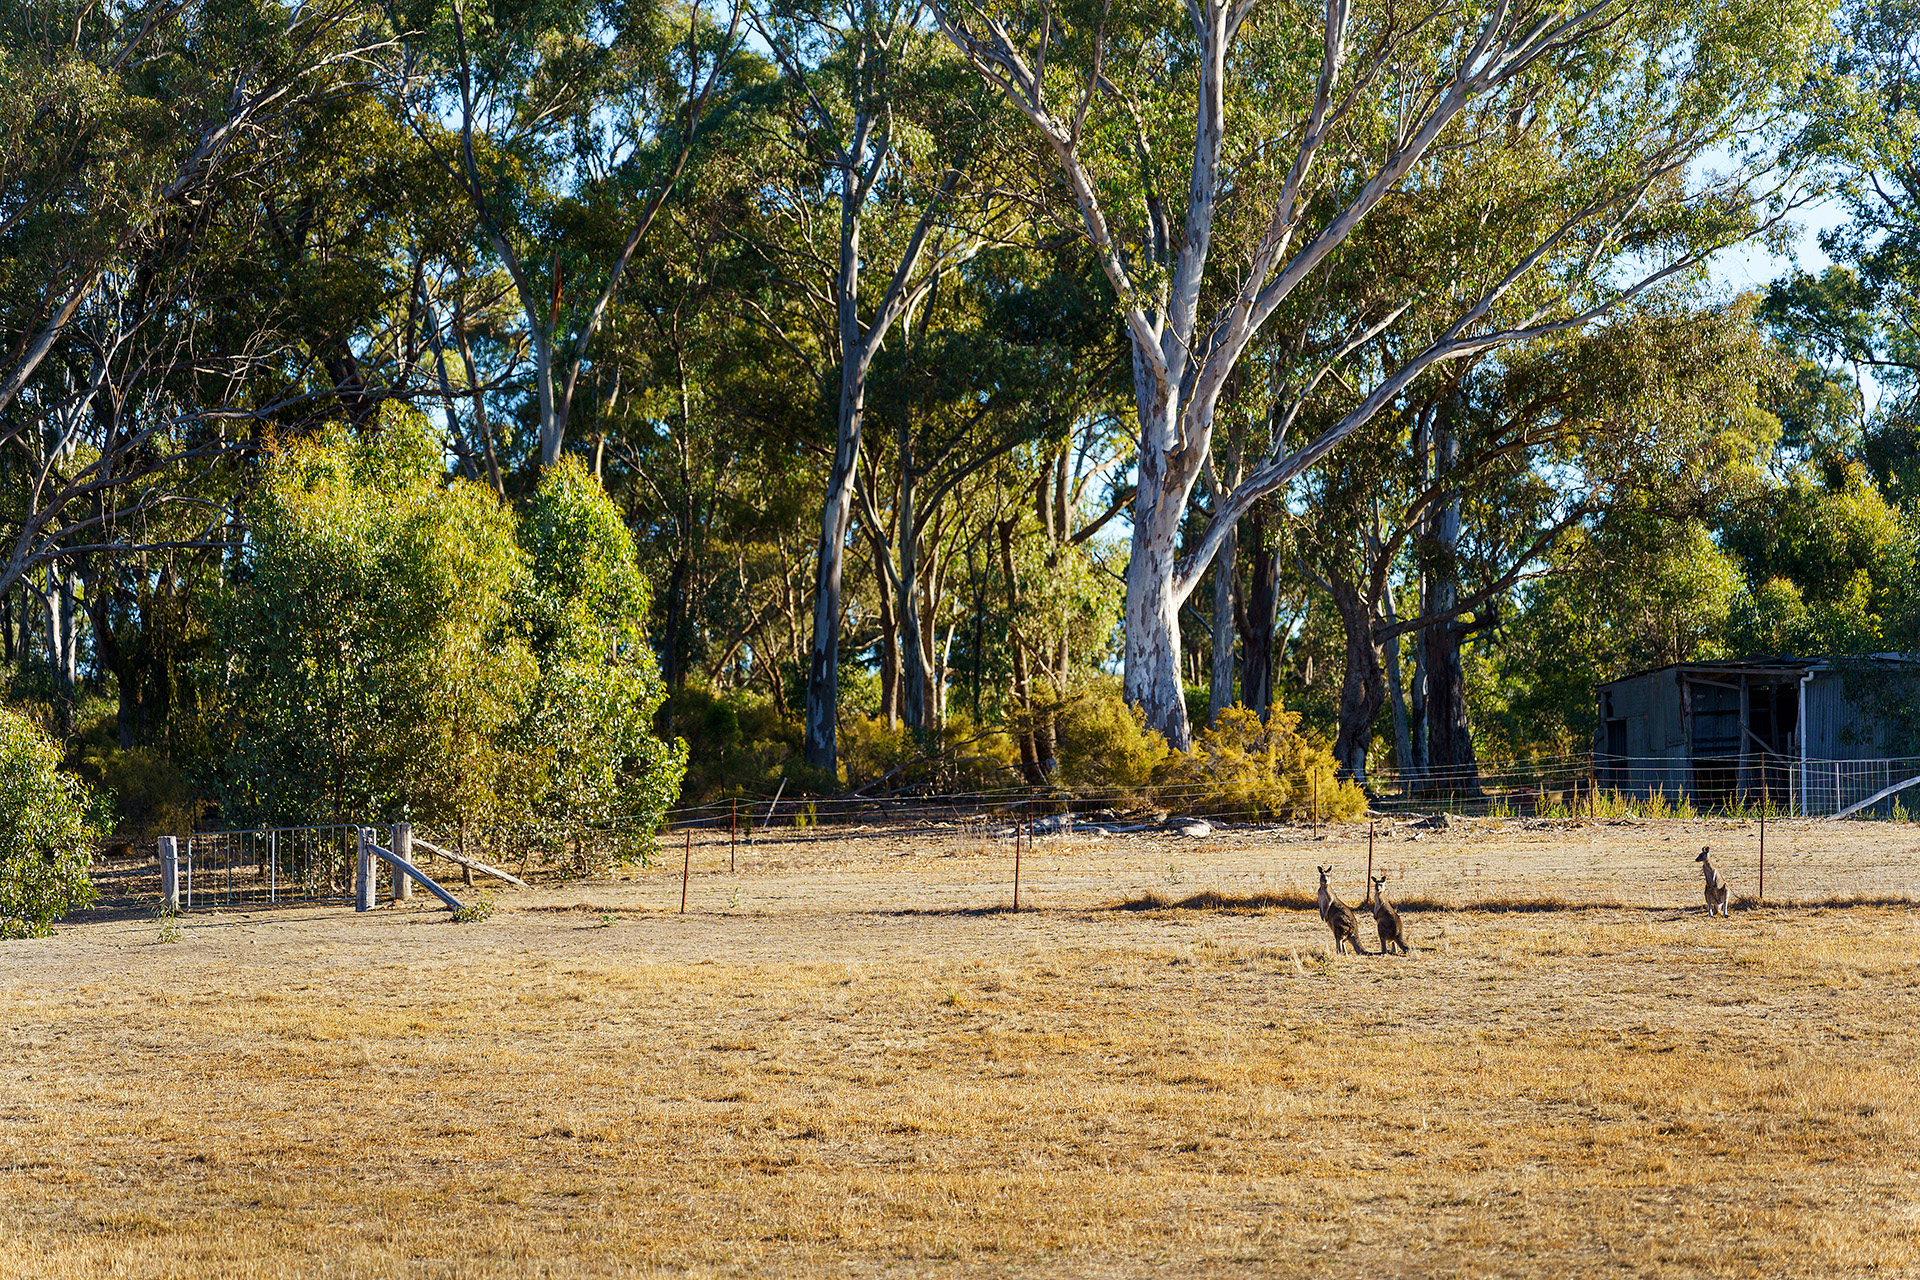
(1369, 874), (1409, 955)
(1316, 865), (1364, 955)
(1696, 845), (1731, 917)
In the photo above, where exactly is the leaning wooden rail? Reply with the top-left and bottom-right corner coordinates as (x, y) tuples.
(356, 825), (462, 913)
(1829, 773), (1920, 821)
(409, 836), (529, 888)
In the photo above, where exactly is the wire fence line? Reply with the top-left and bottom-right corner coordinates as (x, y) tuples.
(96, 753), (1920, 914)
(642, 753), (1920, 838)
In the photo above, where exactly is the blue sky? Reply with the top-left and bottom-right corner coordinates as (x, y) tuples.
(1710, 195), (1848, 294)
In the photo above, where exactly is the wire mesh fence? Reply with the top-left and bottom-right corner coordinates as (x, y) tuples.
(106, 752), (1920, 915)
(634, 752), (1920, 841)
(175, 825), (366, 908)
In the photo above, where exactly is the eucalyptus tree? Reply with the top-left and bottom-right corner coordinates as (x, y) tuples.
(1289, 298), (1777, 785)
(748, 0), (1019, 771)
(850, 243), (1130, 734)
(0, 0), (394, 604)
(595, 179), (823, 698)
(1791, 0), (1920, 470)
(387, 0), (748, 471)
(931, 0), (1832, 747)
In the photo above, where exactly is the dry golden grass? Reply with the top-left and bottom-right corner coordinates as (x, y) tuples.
(4, 819), (1920, 1277)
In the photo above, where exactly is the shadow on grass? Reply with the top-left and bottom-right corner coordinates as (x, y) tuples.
(1101, 889), (1917, 915)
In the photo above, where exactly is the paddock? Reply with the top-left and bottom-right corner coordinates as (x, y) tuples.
(4, 817), (1917, 1277)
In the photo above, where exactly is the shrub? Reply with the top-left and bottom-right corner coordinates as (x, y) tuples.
(662, 687), (823, 803)
(0, 708), (109, 938)
(1049, 683), (1171, 801)
(839, 711), (1023, 794)
(211, 413), (534, 829)
(1154, 705), (1366, 821)
(837, 714), (917, 791)
(514, 456), (687, 867)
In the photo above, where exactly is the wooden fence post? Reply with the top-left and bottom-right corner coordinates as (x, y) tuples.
(1758, 813), (1766, 903)
(1013, 811), (1022, 912)
(159, 837), (179, 911)
(355, 827), (376, 912)
(680, 827), (691, 914)
(393, 822), (413, 902)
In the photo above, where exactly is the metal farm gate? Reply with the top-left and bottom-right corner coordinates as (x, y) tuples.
(160, 823), (469, 914)
(172, 825), (363, 908)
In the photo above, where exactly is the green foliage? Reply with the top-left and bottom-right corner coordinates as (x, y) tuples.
(212, 411), (535, 828)
(835, 710), (1021, 794)
(1727, 572), (1887, 657)
(450, 894), (496, 924)
(1154, 706), (1366, 822)
(661, 686), (845, 800)
(0, 707), (107, 939)
(1481, 519), (1746, 761)
(210, 432), (683, 876)
(513, 457), (687, 869)
(1048, 683), (1171, 801)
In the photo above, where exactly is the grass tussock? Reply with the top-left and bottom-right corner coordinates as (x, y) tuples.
(1106, 888), (1320, 913)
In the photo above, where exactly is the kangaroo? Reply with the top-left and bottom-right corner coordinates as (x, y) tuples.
(1696, 845), (1731, 917)
(1316, 865), (1364, 955)
(1369, 874), (1409, 955)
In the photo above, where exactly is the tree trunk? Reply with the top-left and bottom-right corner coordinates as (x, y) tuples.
(1329, 577), (1386, 785)
(1421, 397), (1478, 795)
(897, 417), (930, 734)
(661, 552), (688, 689)
(1122, 387), (1203, 749)
(802, 376), (864, 770)
(1237, 509), (1281, 722)
(1207, 522), (1237, 725)
(1382, 576), (1414, 784)
(82, 575), (141, 751)
(999, 517), (1049, 783)
(1423, 620), (1478, 795)
(873, 539), (901, 727)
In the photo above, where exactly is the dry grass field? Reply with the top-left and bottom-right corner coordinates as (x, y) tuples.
(3, 815), (1918, 1278)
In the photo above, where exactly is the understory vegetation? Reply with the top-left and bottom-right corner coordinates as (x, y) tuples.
(0, 0), (1916, 902)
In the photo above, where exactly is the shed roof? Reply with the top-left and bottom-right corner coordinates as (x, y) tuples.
(1597, 654), (1920, 691)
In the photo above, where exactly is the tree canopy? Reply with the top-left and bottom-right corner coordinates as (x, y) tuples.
(4, 0), (1918, 866)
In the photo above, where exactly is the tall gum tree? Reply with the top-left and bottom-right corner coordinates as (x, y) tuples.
(390, 0), (747, 470)
(0, 0), (393, 600)
(750, 0), (1016, 772)
(931, 0), (1832, 746)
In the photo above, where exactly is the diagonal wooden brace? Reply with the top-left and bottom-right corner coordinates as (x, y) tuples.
(369, 838), (464, 912)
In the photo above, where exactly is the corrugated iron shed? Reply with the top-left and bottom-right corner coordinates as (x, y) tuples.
(1593, 655), (1920, 814)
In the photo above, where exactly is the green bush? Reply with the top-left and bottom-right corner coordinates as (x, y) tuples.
(1049, 683), (1172, 801)
(1155, 705), (1366, 821)
(663, 687), (822, 803)
(514, 456), (687, 869)
(0, 707), (109, 938)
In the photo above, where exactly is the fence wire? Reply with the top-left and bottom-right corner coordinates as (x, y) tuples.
(600, 755), (1920, 856)
(112, 753), (1920, 911)
(176, 826), (364, 907)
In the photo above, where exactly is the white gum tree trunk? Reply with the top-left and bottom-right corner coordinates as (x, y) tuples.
(931, 0), (1805, 749)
